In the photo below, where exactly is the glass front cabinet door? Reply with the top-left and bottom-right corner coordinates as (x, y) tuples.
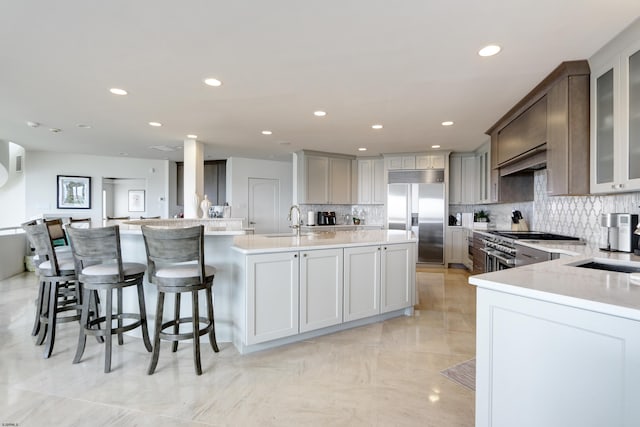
(591, 41), (640, 193)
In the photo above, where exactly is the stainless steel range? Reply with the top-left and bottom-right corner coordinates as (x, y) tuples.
(481, 231), (581, 272)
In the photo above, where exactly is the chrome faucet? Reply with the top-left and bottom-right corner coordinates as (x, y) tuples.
(288, 205), (302, 237)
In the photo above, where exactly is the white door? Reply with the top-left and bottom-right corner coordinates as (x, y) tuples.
(248, 178), (279, 234)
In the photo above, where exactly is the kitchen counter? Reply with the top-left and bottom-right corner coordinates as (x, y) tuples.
(232, 229), (416, 254)
(470, 252), (640, 426)
(470, 251), (640, 319)
(117, 218), (254, 235)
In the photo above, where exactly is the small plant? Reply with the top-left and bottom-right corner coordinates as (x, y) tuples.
(475, 210), (489, 222)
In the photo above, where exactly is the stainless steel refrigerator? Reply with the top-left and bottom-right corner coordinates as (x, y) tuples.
(387, 169), (445, 264)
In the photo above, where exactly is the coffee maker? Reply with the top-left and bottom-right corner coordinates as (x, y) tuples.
(316, 211), (337, 226)
(600, 213), (639, 252)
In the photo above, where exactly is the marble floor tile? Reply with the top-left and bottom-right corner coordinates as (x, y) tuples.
(1, 268), (476, 426)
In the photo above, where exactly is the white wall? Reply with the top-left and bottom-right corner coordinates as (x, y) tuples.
(227, 157), (293, 233)
(24, 152), (169, 223)
(111, 178), (147, 218)
(0, 142), (26, 228)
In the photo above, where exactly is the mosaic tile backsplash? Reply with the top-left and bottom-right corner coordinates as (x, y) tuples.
(451, 170), (640, 251)
(533, 170), (640, 251)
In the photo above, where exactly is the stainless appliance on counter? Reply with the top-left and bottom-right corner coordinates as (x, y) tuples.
(600, 213), (639, 252)
(387, 169), (445, 264)
(480, 231), (582, 272)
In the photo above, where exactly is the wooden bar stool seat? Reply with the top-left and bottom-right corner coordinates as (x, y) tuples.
(141, 225), (219, 375)
(67, 225), (152, 373)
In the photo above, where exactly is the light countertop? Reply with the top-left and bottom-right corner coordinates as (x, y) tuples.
(469, 251), (640, 321)
(114, 218), (253, 236)
(232, 229), (417, 254)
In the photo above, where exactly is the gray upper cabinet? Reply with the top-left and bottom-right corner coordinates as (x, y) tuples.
(591, 34), (640, 193)
(357, 158), (385, 204)
(295, 150), (354, 204)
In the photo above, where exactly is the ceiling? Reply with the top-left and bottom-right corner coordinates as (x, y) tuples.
(1, 1), (639, 163)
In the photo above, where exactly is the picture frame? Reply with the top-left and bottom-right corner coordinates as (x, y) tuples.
(128, 190), (145, 212)
(57, 175), (91, 209)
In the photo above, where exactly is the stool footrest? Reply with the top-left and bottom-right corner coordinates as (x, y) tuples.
(158, 317), (213, 342)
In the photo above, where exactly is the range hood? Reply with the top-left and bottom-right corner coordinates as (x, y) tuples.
(499, 144), (547, 177)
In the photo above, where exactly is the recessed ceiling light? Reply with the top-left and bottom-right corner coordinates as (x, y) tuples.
(358, 147), (367, 151)
(26, 121), (40, 128)
(149, 122), (162, 127)
(204, 78), (222, 87)
(314, 111), (327, 117)
(441, 121), (454, 126)
(371, 124), (383, 130)
(478, 45), (501, 57)
(109, 88), (128, 95)
(431, 145), (441, 149)
(261, 130), (273, 135)
(49, 128), (62, 133)
(186, 134), (198, 139)
(77, 124), (91, 129)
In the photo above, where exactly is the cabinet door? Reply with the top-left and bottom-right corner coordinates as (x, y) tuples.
(460, 155), (477, 203)
(449, 156), (462, 204)
(591, 64), (617, 192)
(476, 149), (490, 203)
(476, 288), (640, 427)
(623, 44), (640, 190)
(385, 156), (403, 170)
(357, 159), (373, 204)
(305, 155), (329, 203)
(344, 245), (381, 321)
(446, 227), (464, 264)
(373, 159), (386, 204)
(329, 157), (352, 204)
(381, 243), (414, 313)
(246, 252), (299, 345)
(402, 156), (416, 169)
(299, 248), (343, 332)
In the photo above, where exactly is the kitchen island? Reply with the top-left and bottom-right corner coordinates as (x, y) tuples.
(469, 251), (640, 427)
(231, 229), (417, 353)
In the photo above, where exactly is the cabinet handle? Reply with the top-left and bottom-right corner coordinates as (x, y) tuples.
(294, 254), (298, 258)
(378, 247), (381, 250)
(303, 253), (307, 257)
(384, 246), (387, 250)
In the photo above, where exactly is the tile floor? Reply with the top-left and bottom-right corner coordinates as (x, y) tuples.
(0, 267), (475, 426)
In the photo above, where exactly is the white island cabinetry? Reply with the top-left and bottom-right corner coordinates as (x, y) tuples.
(233, 230), (417, 353)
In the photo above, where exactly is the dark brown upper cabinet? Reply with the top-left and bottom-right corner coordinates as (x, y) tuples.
(486, 60), (590, 201)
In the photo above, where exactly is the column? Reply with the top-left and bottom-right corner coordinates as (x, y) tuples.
(183, 139), (204, 218)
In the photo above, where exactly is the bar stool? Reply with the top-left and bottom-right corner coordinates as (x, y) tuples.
(67, 225), (152, 373)
(141, 225), (219, 375)
(22, 221), (82, 358)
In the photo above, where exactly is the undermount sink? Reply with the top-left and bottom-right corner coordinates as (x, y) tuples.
(573, 260), (640, 274)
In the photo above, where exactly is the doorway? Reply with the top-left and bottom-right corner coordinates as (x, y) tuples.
(248, 178), (279, 234)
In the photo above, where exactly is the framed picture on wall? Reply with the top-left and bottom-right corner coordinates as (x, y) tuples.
(57, 175), (91, 209)
(128, 190), (145, 212)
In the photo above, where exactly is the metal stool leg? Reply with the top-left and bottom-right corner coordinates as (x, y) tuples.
(104, 288), (113, 373)
(117, 287), (124, 345)
(136, 282), (152, 352)
(43, 281), (58, 359)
